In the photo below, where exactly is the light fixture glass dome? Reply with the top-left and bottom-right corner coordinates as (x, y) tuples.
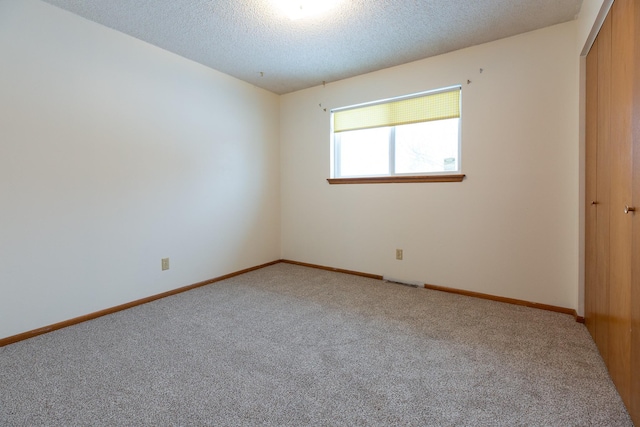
(272, 0), (342, 20)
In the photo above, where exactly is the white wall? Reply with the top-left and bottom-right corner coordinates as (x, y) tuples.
(577, 0), (611, 55)
(281, 22), (580, 310)
(0, 0), (280, 339)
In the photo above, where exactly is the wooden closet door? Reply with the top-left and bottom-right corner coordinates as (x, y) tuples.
(585, 1), (639, 422)
(585, 30), (598, 341)
(596, 13), (613, 364)
(629, 0), (640, 422)
(585, 10), (613, 365)
(609, 0), (634, 406)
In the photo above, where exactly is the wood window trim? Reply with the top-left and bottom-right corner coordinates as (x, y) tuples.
(327, 174), (465, 184)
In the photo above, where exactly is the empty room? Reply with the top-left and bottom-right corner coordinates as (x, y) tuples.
(1, 0), (638, 425)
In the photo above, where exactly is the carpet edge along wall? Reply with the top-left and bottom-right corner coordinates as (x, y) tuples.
(0, 259), (582, 347)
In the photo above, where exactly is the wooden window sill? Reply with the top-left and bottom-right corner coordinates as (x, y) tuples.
(327, 174), (465, 184)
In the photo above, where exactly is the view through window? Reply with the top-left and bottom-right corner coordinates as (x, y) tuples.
(331, 86), (461, 178)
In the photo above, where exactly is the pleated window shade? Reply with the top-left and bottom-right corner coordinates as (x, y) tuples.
(333, 87), (461, 133)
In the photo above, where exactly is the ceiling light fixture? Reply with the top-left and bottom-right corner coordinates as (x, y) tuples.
(273, 0), (342, 20)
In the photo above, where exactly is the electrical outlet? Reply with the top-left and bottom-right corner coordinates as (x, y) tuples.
(161, 258), (170, 271)
(396, 249), (403, 260)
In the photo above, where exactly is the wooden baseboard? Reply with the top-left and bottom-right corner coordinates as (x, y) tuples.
(282, 259), (582, 321)
(421, 282), (581, 321)
(280, 259), (383, 280)
(0, 260), (281, 348)
(1, 259), (584, 347)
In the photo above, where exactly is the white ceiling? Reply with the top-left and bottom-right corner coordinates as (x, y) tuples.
(41, 0), (584, 94)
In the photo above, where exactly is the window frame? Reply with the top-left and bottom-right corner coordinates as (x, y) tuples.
(329, 85), (465, 184)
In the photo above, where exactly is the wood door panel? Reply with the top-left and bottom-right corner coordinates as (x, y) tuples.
(585, 37), (598, 340)
(596, 13), (612, 364)
(608, 0), (634, 406)
(585, 0), (640, 422)
(629, 1), (640, 424)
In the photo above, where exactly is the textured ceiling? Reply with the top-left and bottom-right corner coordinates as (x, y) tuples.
(40, 0), (584, 94)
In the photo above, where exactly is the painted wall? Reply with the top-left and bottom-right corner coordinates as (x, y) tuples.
(0, 0), (281, 339)
(281, 22), (580, 310)
(576, 0), (610, 55)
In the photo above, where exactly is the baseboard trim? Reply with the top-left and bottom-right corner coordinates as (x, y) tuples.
(280, 259), (384, 280)
(282, 259), (582, 322)
(422, 282), (582, 321)
(0, 260), (281, 348)
(1, 259), (584, 347)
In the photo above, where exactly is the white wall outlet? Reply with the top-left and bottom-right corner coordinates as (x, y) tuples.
(161, 258), (170, 271)
(396, 249), (403, 260)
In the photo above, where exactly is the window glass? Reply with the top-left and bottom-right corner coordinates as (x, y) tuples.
(337, 127), (389, 177)
(331, 86), (461, 179)
(395, 118), (459, 174)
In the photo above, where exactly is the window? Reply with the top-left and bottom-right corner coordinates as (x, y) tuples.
(329, 86), (463, 183)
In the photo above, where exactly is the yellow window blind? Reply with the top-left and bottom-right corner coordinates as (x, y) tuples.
(333, 87), (460, 133)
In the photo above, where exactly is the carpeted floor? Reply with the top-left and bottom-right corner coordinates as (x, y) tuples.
(0, 263), (633, 426)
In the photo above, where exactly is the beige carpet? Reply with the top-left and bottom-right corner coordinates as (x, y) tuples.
(0, 263), (632, 426)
